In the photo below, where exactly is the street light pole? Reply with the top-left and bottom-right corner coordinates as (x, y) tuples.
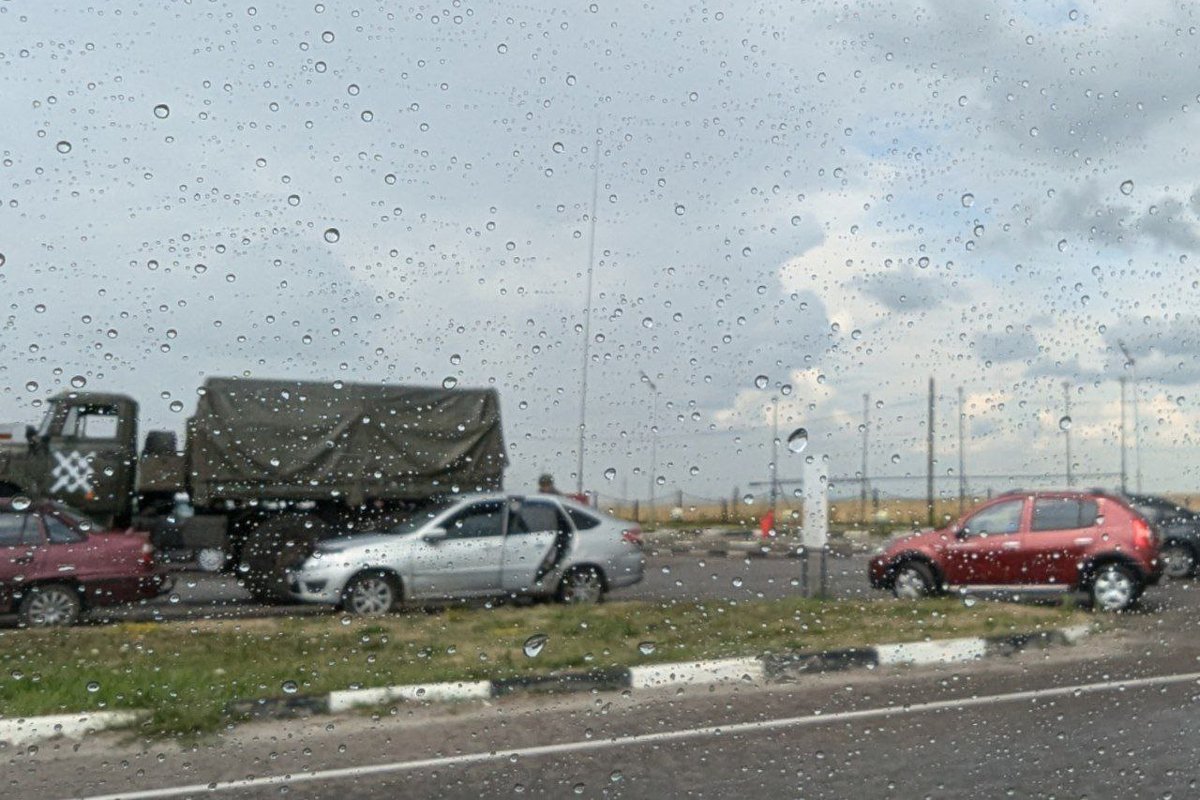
(575, 138), (602, 494)
(770, 396), (779, 523)
(957, 386), (966, 514)
(640, 371), (658, 527)
(1119, 376), (1128, 494)
(1063, 381), (1073, 488)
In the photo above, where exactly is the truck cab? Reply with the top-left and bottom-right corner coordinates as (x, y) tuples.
(0, 393), (139, 526)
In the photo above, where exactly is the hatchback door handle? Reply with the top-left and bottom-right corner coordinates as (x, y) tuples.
(13, 555), (34, 565)
(1002, 542), (1021, 549)
(1074, 538), (1094, 545)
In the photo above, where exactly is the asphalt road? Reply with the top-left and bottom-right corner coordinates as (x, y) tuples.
(54, 551), (872, 626)
(10, 579), (1200, 799)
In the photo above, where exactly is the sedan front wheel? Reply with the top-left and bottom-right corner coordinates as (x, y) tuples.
(342, 572), (400, 616)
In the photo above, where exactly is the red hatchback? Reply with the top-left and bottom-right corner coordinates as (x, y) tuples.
(869, 490), (1161, 611)
(0, 499), (168, 626)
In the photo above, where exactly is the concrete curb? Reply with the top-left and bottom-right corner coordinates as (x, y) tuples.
(0, 710), (143, 747)
(288, 623), (1097, 715)
(3, 623), (1096, 746)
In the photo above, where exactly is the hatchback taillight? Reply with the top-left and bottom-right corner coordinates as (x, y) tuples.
(1132, 517), (1153, 551)
(621, 527), (643, 548)
(140, 542), (156, 568)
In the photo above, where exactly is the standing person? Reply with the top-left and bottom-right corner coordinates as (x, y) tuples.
(538, 473), (561, 495)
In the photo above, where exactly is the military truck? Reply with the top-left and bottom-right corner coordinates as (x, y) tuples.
(0, 377), (507, 600)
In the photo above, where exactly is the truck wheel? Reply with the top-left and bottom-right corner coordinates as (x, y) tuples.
(242, 514), (328, 603)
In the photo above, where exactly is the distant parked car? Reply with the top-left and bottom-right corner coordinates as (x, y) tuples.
(0, 498), (168, 626)
(1123, 493), (1200, 579)
(868, 490), (1161, 611)
(288, 493), (645, 615)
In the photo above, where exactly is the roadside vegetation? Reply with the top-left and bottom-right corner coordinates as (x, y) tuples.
(0, 596), (1088, 737)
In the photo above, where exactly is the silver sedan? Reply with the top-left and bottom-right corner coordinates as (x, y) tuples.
(287, 493), (645, 614)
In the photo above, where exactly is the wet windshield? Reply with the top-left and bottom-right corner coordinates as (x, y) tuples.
(3, 3), (1200, 799)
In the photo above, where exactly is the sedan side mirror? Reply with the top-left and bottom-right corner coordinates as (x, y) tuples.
(422, 527), (448, 545)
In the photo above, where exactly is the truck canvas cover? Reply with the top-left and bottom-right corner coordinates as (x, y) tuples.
(187, 378), (506, 505)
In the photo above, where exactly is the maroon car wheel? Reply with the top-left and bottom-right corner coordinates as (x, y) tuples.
(18, 584), (82, 628)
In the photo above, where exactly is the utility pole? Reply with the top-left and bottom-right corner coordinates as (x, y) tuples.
(957, 386), (966, 515)
(575, 138), (601, 494)
(1063, 381), (1073, 488)
(1119, 341), (1143, 493)
(769, 396), (779, 523)
(1119, 376), (1128, 494)
(927, 377), (935, 526)
(860, 393), (869, 523)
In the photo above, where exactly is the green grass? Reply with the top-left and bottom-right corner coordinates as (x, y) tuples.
(0, 597), (1088, 737)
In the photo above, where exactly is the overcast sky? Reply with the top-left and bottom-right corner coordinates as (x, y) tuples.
(2, 0), (1200, 505)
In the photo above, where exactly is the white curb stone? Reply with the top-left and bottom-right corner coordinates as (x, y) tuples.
(0, 711), (143, 747)
(875, 637), (988, 666)
(628, 656), (765, 690)
(327, 680), (492, 713)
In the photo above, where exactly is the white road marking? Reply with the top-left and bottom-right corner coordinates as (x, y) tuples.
(71, 670), (1200, 800)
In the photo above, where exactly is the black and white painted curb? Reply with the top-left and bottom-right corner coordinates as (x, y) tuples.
(0, 624), (1092, 747)
(231, 623), (1094, 717)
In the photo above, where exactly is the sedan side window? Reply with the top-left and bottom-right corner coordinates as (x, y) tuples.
(1031, 499), (1098, 532)
(961, 499), (1023, 537)
(43, 514), (86, 544)
(509, 501), (569, 536)
(0, 512), (36, 547)
(445, 502), (505, 539)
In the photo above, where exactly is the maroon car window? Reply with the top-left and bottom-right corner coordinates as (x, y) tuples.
(962, 500), (1023, 537)
(0, 512), (33, 547)
(43, 514), (86, 545)
(1031, 499), (1099, 532)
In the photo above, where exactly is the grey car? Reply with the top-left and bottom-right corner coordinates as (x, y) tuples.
(287, 493), (645, 614)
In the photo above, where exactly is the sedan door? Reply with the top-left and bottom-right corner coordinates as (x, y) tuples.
(502, 498), (571, 594)
(941, 498), (1027, 587)
(0, 512), (41, 610)
(406, 500), (506, 599)
(1019, 497), (1099, 586)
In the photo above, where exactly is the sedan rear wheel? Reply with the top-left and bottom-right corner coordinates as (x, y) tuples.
(19, 584), (82, 628)
(558, 566), (605, 604)
(1090, 563), (1138, 612)
(342, 573), (399, 616)
(1160, 542), (1197, 579)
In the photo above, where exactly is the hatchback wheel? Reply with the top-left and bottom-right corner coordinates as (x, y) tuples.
(342, 572), (399, 616)
(1089, 563), (1138, 612)
(558, 566), (605, 604)
(1159, 542), (1197, 579)
(19, 584), (82, 628)
(891, 561), (935, 600)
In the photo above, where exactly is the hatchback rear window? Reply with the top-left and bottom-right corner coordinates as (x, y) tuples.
(1031, 499), (1098, 532)
(566, 508), (600, 531)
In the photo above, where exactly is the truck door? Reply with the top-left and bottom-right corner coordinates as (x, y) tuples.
(47, 399), (137, 525)
(502, 497), (569, 593)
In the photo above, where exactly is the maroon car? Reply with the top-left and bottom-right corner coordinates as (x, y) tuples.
(869, 490), (1161, 611)
(0, 499), (168, 626)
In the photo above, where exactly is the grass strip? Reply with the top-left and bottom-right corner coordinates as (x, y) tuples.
(0, 596), (1088, 737)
